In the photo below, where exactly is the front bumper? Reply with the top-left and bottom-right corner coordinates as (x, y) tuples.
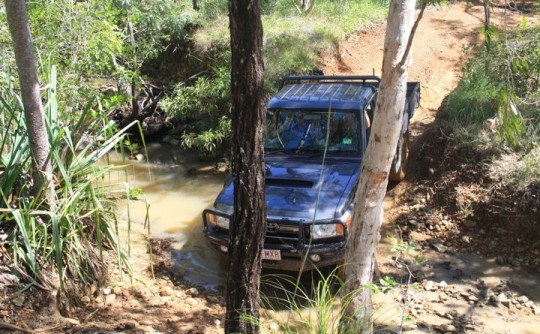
(203, 209), (346, 272)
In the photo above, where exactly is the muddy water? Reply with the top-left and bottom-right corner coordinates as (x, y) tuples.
(105, 142), (228, 291)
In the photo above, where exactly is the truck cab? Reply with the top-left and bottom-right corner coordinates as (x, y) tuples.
(203, 75), (420, 271)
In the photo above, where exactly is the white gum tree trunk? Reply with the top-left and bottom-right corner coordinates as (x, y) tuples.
(343, 0), (417, 331)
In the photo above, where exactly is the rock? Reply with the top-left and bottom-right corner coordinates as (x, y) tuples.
(431, 243), (447, 253)
(403, 323), (417, 331)
(12, 296), (24, 307)
(104, 294), (116, 305)
(269, 322), (279, 331)
(524, 301), (534, 308)
(496, 293), (508, 303)
(162, 135), (181, 146)
(461, 236), (471, 243)
(167, 315), (181, 323)
(496, 293), (511, 307)
(214, 319), (221, 327)
(81, 296), (91, 304)
(186, 287), (199, 296)
(89, 283), (98, 295)
(140, 319), (154, 326)
(439, 293), (448, 302)
(463, 220), (476, 228)
(440, 324), (457, 332)
(436, 310), (446, 318)
(160, 286), (174, 297)
(509, 258), (521, 267)
(465, 324), (476, 331)
(186, 297), (198, 307)
(439, 281), (448, 288)
(533, 307), (540, 315)
(517, 296), (529, 304)
(496, 256), (506, 265)
(425, 280), (435, 291)
(103, 287), (112, 295)
(113, 287), (122, 295)
(467, 295), (479, 302)
(207, 295), (220, 303)
(408, 219), (418, 226)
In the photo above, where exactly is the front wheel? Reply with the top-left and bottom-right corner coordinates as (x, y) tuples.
(389, 130), (410, 182)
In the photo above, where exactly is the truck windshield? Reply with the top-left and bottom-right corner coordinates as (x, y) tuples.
(264, 109), (359, 153)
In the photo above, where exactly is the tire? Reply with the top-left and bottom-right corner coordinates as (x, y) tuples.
(389, 130), (410, 182)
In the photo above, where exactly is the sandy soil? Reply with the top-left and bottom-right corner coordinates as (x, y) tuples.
(2, 2), (539, 334)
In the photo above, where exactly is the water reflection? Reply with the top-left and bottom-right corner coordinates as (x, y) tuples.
(105, 142), (227, 291)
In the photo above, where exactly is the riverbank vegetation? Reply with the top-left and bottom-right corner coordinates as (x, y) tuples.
(0, 65), (138, 297)
(442, 24), (540, 192)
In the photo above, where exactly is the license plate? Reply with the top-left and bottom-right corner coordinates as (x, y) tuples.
(262, 249), (281, 261)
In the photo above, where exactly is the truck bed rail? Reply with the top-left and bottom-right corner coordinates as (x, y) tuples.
(280, 75), (381, 89)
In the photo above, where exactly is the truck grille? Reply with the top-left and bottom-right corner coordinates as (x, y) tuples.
(265, 221), (302, 247)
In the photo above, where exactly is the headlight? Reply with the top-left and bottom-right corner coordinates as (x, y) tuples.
(311, 211), (351, 239)
(207, 212), (230, 230)
(312, 223), (342, 239)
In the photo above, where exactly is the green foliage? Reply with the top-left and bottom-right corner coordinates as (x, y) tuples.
(23, 1), (125, 108)
(160, 0), (389, 154)
(181, 117), (232, 153)
(366, 276), (398, 294)
(445, 26), (540, 151)
(161, 65), (232, 153)
(389, 236), (427, 266)
(128, 0), (197, 62)
(0, 67), (137, 288)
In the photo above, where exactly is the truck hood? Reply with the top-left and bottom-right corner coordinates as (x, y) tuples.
(214, 154), (360, 221)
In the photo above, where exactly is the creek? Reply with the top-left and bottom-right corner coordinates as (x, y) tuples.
(105, 142), (228, 291)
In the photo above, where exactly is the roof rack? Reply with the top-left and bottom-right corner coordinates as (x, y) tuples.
(280, 75), (381, 89)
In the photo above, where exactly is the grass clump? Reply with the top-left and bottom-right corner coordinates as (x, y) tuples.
(445, 26), (540, 148)
(442, 24), (540, 198)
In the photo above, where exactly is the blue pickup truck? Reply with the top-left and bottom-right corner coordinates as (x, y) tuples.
(203, 75), (420, 271)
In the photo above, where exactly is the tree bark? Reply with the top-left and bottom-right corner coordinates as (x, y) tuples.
(226, 0), (265, 332)
(5, 0), (52, 199)
(342, 0), (416, 332)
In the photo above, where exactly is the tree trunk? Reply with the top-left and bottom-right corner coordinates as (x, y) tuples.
(5, 0), (52, 199)
(342, 0), (416, 332)
(124, 0), (139, 117)
(483, 0), (491, 50)
(226, 0), (265, 332)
